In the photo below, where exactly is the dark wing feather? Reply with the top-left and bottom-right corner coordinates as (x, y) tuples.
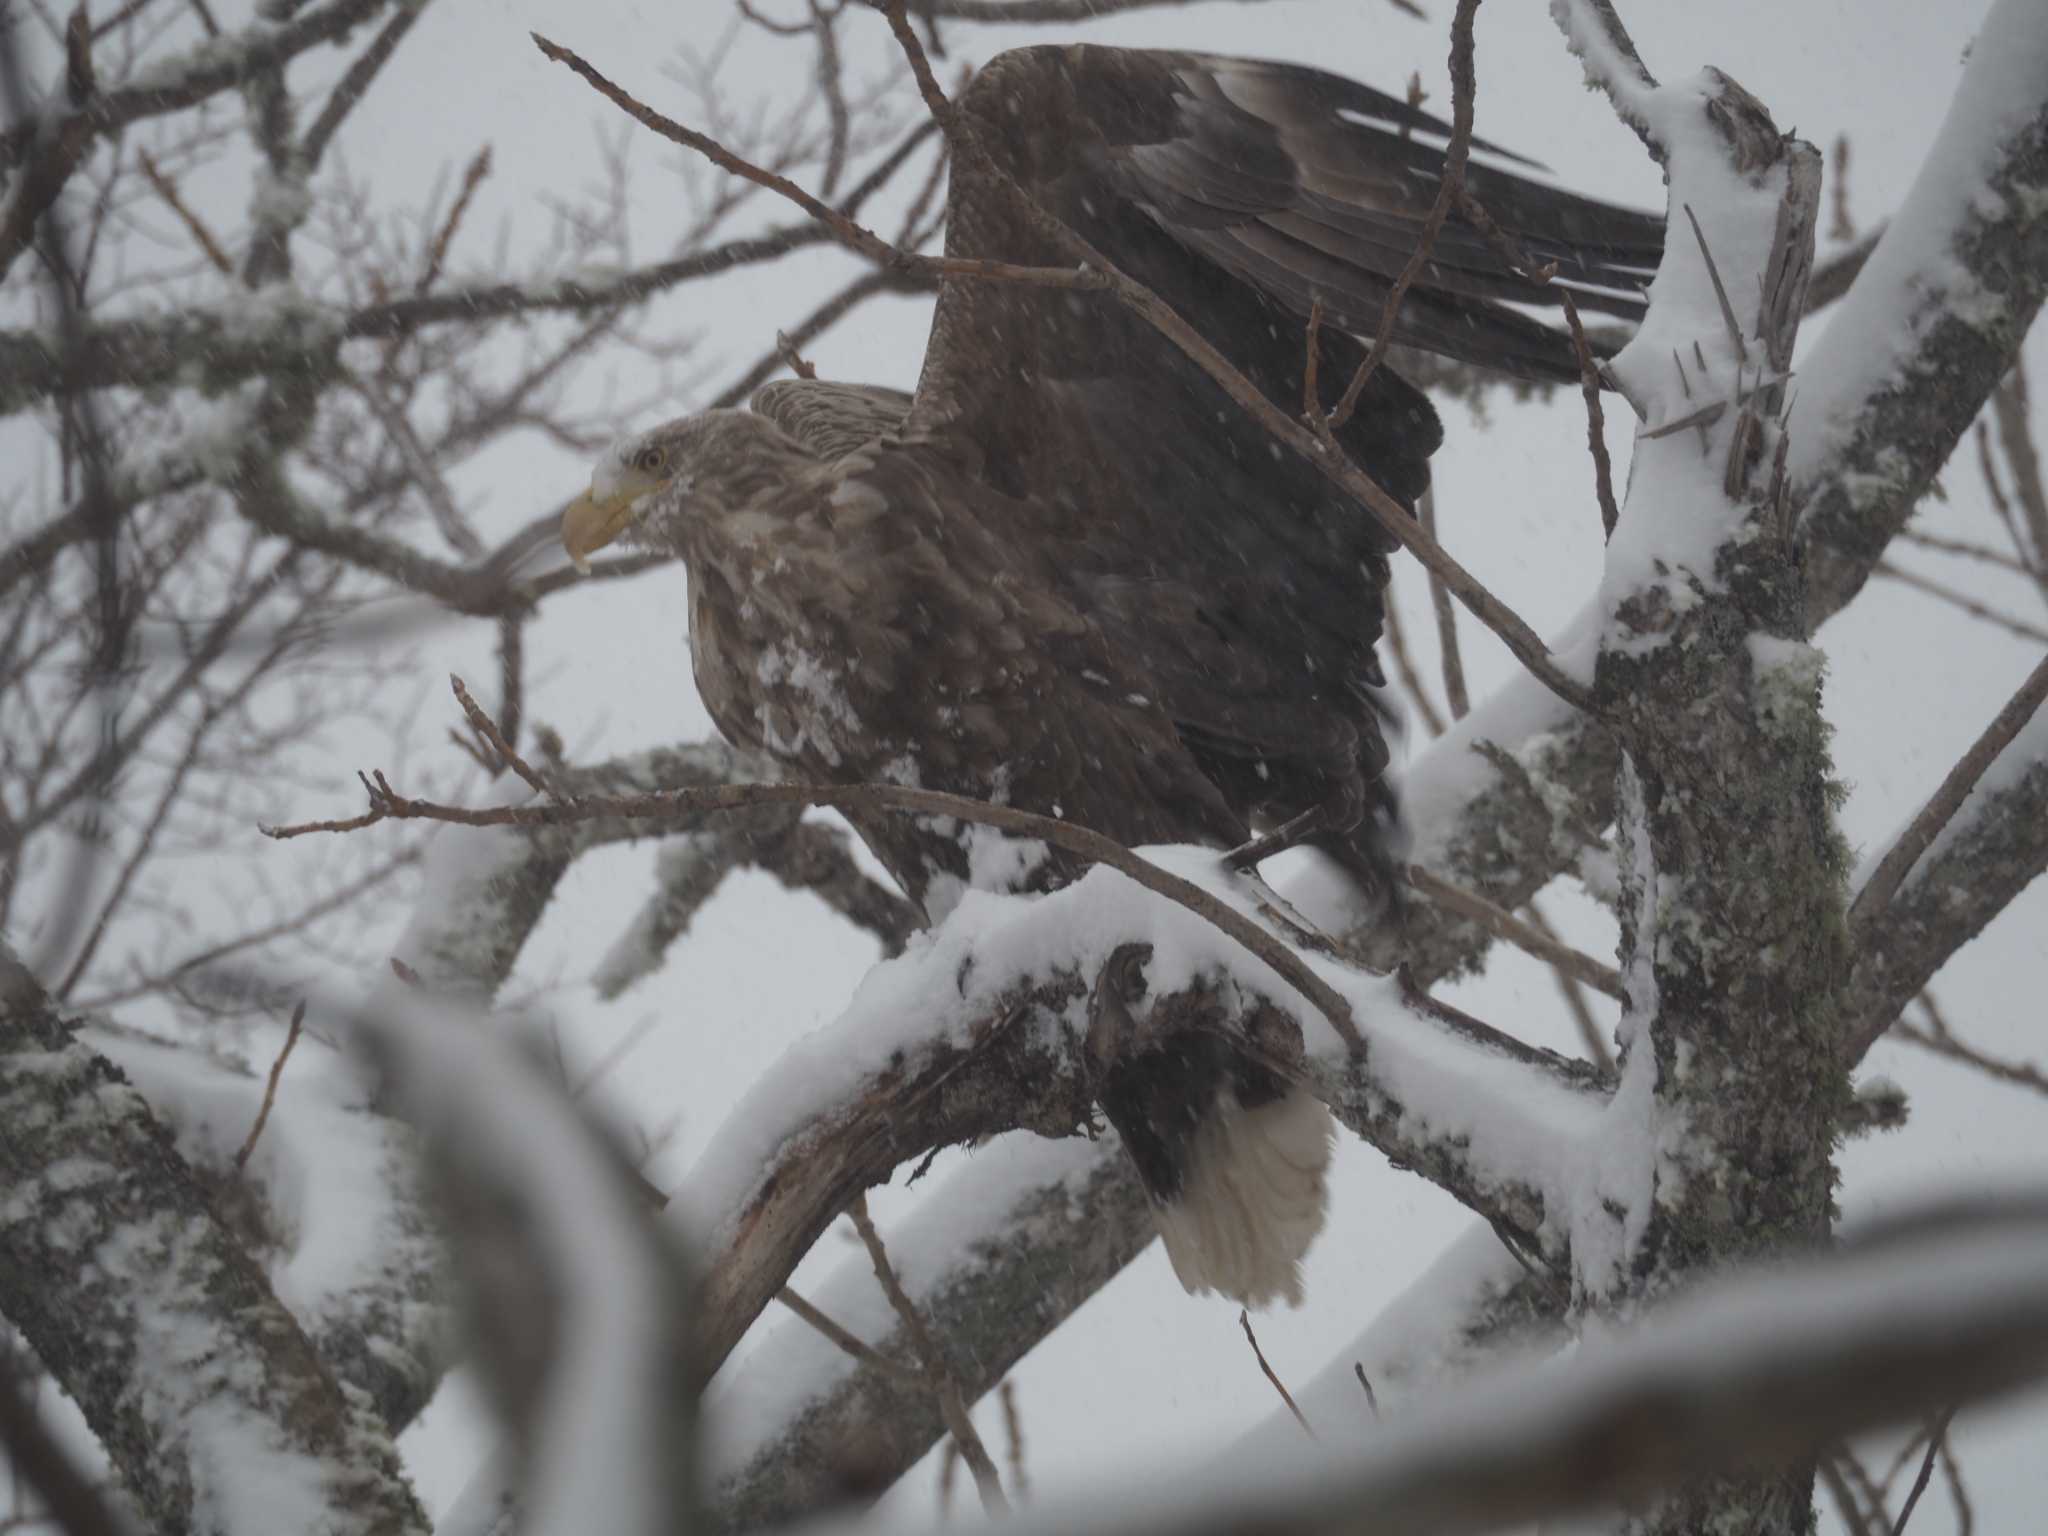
(1120, 53), (1665, 372)
(750, 379), (912, 458)
(904, 45), (1660, 890)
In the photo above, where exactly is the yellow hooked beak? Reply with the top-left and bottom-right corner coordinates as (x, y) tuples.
(561, 490), (637, 574)
(562, 459), (665, 573)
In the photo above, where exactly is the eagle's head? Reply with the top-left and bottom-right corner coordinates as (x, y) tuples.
(561, 410), (810, 571)
(560, 417), (697, 573)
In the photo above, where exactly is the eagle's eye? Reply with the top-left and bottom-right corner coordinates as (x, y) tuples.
(633, 445), (667, 475)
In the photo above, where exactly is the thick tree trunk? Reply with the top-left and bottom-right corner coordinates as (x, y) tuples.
(1577, 58), (1841, 1535)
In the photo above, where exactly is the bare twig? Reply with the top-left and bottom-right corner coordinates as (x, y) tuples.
(1560, 290), (1620, 540)
(1523, 900), (1616, 1070)
(1896, 528), (2039, 579)
(1889, 994), (2047, 1098)
(531, 33), (1106, 296)
(1382, 592), (1448, 737)
(450, 673), (552, 796)
(850, 1195), (1009, 1515)
(1873, 562), (2048, 643)
(1992, 364), (2048, 574)
(1890, 1408), (1957, 1536)
(774, 1287), (924, 1384)
(264, 767), (1373, 1054)
(1850, 650), (2048, 929)
(999, 1378), (1029, 1499)
(1683, 204), (1751, 365)
(1326, 0), (1483, 430)
(233, 1000), (307, 1172)
(1936, 1428), (1975, 1536)
(415, 145), (492, 297)
(1419, 490), (1471, 721)
(776, 330), (819, 379)
(300, 0), (422, 168)
(1408, 865), (1626, 1000)
(1240, 1309), (1314, 1439)
(1822, 1453), (1882, 1536)
(136, 147), (235, 273)
(1354, 1362), (1382, 1420)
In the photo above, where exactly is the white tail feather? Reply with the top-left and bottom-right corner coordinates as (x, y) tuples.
(1153, 1085), (1334, 1309)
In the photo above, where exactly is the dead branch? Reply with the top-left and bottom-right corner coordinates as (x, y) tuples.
(136, 147), (235, 274)
(265, 673), (1374, 1052)
(1889, 1408), (1958, 1536)
(1382, 591), (1449, 737)
(233, 998), (307, 1172)
(1326, 0), (1482, 428)
(1872, 562), (2048, 644)
(1560, 290), (1621, 540)
(1407, 865), (1626, 1000)
(1889, 994), (2046, 1098)
(1240, 1310), (1315, 1439)
(851, 1195), (1009, 1514)
(1419, 490), (1472, 720)
(1523, 900), (1617, 1071)
(774, 1286), (924, 1385)
(1850, 651), (2048, 930)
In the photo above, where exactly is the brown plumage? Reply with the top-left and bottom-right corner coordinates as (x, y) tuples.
(564, 46), (1663, 1305)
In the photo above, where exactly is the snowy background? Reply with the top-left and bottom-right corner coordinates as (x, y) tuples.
(6, 0), (2045, 1529)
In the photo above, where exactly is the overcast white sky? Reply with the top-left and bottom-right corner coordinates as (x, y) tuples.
(10, 0), (2048, 1529)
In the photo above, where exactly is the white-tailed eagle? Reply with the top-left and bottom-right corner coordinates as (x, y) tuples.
(562, 46), (1660, 1306)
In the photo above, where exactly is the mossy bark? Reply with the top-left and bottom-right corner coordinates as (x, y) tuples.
(1587, 78), (1845, 1536)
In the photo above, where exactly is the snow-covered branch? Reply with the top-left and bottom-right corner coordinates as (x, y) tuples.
(1844, 693), (2048, 1062)
(702, 1135), (1148, 1531)
(670, 853), (1610, 1385)
(0, 946), (430, 1536)
(1559, 23), (1837, 1530)
(857, 1198), (2048, 1536)
(0, 229), (832, 418)
(1394, 0), (2048, 1002)
(1793, 0), (2048, 623)
(83, 1023), (451, 1435)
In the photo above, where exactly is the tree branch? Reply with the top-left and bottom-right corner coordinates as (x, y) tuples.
(0, 948), (431, 1536)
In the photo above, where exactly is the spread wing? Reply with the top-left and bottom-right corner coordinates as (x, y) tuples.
(895, 45), (1662, 877)
(1118, 52), (1663, 376)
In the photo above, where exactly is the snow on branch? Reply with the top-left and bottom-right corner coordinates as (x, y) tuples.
(0, 116), (941, 420)
(1793, 0), (2048, 621)
(82, 1022), (450, 1434)
(701, 1135), (1148, 1531)
(669, 850), (1611, 1384)
(855, 1197), (2048, 1536)
(0, 945), (430, 1536)
(1849, 651), (2048, 929)
(1562, 18), (1839, 1351)
(1843, 691), (2048, 1063)
(1396, 0), (2048, 986)
(675, 8), (2048, 1498)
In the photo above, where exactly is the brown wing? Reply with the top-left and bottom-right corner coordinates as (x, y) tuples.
(1124, 52), (1663, 374)
(904, 46), (1660, 887)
